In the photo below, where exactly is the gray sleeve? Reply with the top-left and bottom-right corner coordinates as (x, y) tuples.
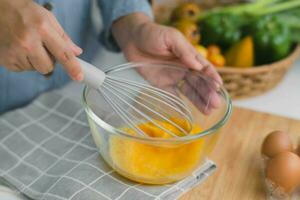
(97, 0), (153, 52)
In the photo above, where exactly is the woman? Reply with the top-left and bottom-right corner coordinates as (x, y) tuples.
(0, 0), (221, 113)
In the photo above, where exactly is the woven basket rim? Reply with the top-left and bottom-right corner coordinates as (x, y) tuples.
(217, 45), (300, 74)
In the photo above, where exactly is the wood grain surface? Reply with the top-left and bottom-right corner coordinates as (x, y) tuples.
(180, 107), (300, 200)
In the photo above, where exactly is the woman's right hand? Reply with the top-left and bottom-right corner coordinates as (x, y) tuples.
(0, 0), (83, 80)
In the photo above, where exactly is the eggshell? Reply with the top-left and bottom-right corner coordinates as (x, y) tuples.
(266, 152), (300, 194)
(261, 130), (293, 158)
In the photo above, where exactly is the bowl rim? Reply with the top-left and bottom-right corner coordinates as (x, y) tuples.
(82, 62), (232, 143)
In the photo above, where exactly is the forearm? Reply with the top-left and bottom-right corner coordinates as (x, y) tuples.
(97, 0), (153, 51)
(112, 13), (152, 50)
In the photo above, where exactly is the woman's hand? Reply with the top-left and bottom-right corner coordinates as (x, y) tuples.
(112, 13), (222, 85)
(112, 13), (223, 114)
(0, 0), (83, 80)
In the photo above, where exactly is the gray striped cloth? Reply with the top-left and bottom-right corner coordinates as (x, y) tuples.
(0, 91), (216, 200)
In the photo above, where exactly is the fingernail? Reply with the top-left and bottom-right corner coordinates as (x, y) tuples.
(196, 54), (209, 70)
(71, 43), (82, 54)
(76, 46), (83, 54)
(196, 54), (209, 71)
(74, 72), (84, 81)
(74, 46), (83, 55)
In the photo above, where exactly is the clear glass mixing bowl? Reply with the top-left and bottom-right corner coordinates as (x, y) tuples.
(82, 62), (232, 184)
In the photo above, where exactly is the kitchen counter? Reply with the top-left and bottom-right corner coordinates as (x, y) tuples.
(235, 58), (300, 120)
(1, 49), (300, 199)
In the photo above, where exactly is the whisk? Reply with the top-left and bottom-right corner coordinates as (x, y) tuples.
(78, 58), (193, 137)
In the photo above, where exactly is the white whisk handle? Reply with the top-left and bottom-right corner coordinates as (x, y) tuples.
(77, 58), (106, 89)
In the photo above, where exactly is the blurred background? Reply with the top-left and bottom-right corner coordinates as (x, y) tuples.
(83, 0), (300, 119)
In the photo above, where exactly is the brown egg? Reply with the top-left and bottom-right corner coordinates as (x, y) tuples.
(261, 130), (293, 158)
(266, 152), (300, 193)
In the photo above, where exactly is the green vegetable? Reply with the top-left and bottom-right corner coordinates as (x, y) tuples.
(198, 0), (300, 44)
(250, 15), (292, 64)
(277, 9), (300, 42)
(199, 0), (300, 20)
(200, 14), (241, 49)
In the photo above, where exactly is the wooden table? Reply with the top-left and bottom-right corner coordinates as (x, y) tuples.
(181, 107), (300, 200)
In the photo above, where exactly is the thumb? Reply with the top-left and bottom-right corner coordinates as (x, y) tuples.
(46, 11), (82, 56)
(168, 29), (223, 85)
(168, 30), (205, 71)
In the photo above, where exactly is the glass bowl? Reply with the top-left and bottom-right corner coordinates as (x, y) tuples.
(82, 62), (232, 184)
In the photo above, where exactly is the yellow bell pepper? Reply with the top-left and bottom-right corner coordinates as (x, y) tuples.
(225, 36), (254, 68)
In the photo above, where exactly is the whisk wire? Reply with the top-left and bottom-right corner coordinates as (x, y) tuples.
(102, 85), (152, 134)
(79, 59), (194, 138)
(103, 81), (190, 135)
(107, 76), (192, 115)
(102, 82), (184, 137)
(105, 78), (193, 124)
(100, 84), (147, 136)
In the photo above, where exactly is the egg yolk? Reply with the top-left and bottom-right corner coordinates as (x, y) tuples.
(109, 120), (206, 184)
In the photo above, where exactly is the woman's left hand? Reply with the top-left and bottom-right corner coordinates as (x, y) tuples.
(112, 13), (222, 85)
(112, 13), (223, 114)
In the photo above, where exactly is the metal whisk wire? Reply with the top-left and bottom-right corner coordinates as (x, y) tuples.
(102, 76), (192, 137)
(79, 58), (193, 138)
(113, 76), (190, 109)
(106, 79), (190, 125)
(100, 84), (147, 137)
(106, 76), (193, 121)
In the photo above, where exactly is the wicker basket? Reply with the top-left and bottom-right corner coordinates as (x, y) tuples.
(152, 0), (300, 99)
(218, 46), (300, 99)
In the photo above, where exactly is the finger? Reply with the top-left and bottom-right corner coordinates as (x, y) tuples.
(185, 73), (222, 109)
(167, 30), (223, 85)
(46, 11), (82, 55)
(15, 64), (23, 71)
(197, 56), (223, 86)
(61, 32), (82, 56)
(16, 55), (34, 71)
(13, 40), (35, 71)
(28, 42), (54, 74)
(180, 81), (212, 115)
(169, 32), (204, 71)
(15, 47), (34, 71)
(42, 26), (82, 81)
(138, 66), (186, 88)
(7, 64), (23, 72)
